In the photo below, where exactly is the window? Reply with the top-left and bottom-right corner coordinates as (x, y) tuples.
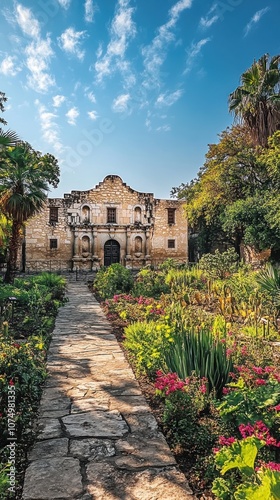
(167, 208), (176, 224)
(107, 208), (116, 223)
(50, 239), (58, 249)
(49, 207), (58, 223)
(168, 239), (175, 249)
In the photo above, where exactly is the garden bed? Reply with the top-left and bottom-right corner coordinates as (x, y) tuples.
(92, 258), (280, 500)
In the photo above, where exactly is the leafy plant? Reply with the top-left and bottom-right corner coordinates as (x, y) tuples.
(256, 263), (280, 316)
(212, 435), (280, 500)
(94, 264), (134, 299)
(123, 320), (174, 374)
(217, 365), (280, 433)
(199, 248), (239, 280)
(132, 268), (170, 298)
(162, 327), (233, 398)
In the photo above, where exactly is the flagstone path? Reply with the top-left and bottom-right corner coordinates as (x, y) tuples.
(22, 282), (196, 500)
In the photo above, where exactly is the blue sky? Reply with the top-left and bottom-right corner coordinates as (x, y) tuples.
(0, 0), (279, 199)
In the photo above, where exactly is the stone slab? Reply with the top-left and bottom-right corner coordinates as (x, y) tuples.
(62, 411), (129, 438)
(86, 463), (195, 499)
(28, 438), (69, 460)
(114, 434), (177, 469)
(23, 458), (83, 499)
(109, 395), (150, 413)
(70, 438), (115, 460)
(37, 418), (62, 441)
(71, 396), (110, 413)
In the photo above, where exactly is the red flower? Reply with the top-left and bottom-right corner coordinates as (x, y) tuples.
(9, 380), (14, 386)
(219, 436), (236, 446)
(255, 379), (266, 386)
(264, 462), (280, 472)
(252, 366), (263, 375)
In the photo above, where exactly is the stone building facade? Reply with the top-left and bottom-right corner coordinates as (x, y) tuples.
(24, 175), (188, 271)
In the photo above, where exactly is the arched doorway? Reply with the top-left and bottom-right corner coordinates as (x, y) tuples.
(104, 240), (120, 266)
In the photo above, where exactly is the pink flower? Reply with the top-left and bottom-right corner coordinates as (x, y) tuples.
(255, 379), (266, 386)
(222, 387), (230, 395)
(252, 366), (263, 375)
(218, 436), (236, 446)
(273, 404), (280, 412)
(264, 462), (280, 472)
(200, 384), (207, 394)
(264, 366), (275, 374)
(226, 348), (234, 357)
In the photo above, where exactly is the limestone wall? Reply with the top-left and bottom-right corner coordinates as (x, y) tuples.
(24, 175), (188, 271)
(152, 199), (188, 262)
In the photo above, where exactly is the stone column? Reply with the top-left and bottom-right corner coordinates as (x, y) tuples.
(92, 227), (99, 265)
(145, 228), (151, 259)
(126, 226), (131, 260)
(73, 230), (79, 257)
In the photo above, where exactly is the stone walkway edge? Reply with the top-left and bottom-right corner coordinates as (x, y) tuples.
(22, 282), (196, 500)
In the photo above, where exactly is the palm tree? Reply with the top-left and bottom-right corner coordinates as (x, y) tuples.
(0, 144), (49, 283)
(0, 129), (20, 148)
(229, 54), (280, 147)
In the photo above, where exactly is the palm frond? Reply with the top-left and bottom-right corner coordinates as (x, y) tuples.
(0, 129), (20, 148)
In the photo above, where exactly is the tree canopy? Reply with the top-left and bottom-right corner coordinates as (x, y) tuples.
(173, 54), (280, 260)
(229, 54), (280, 147)
(0, 142), (59, 282)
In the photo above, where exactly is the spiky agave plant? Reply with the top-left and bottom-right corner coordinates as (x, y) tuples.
(256, 263), (280, 311)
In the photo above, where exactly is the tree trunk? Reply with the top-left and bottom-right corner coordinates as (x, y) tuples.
(4, 221), (21, 283)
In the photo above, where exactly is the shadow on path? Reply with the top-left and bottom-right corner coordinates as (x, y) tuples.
(22, 282), (196, 500)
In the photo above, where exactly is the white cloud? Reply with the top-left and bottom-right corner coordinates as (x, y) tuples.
(58, 27), (86, 61)
(66, 107), (79, 125)
(53, 95), (66, 108)
(112, 93), (131, 113)
(244, 7), (270, 37)
(184, 38), (211, 74)
(87, 91), (96, 103)
(199, 4), (219, 29)
(156, 124), (171, 132)
(85, 0), (96, 22)
(14, 5), (55, 92)
(57, 0), (71, 8)
(35, 100), (63, 153)
(88, 110), (98, 120)
(142, 0), (192, 88)
(95, 0), (136, 84)
(155, 89), (184, 107)
(0, 56), (20, 76)
(15, 3), (40, 39)
(25, 37), (55, 92)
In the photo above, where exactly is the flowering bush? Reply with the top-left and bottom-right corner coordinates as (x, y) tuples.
(212, 430), (280, 499)
(155, 371), (222, 456)
(124, 320), (175, 374)
(217, 364), (280, 434)
(103, 294), (165, 324)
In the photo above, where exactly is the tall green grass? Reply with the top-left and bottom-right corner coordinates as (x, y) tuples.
(163, 327), (233, 399)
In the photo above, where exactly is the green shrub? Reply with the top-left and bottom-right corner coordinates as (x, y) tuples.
(132, 269), (170, 298)
(199, 248), (239, 280)
(165, 266), (206, 292)
(123, 320), (174, 374)
(94, 264), (134, 299)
